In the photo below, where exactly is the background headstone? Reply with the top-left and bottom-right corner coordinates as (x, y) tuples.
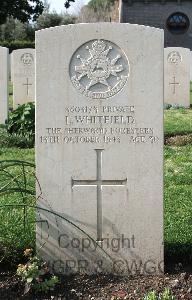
(12, 48), (35, 108)
(164, 47), (190, 108)
(0, 47), (9, 124)
(36, 23), (164, 275)
(190, 51), (192, 81)
(10, 52), (13, 82)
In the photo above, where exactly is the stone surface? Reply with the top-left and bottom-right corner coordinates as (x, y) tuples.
(190, 51), (192, 81)
(164, 47), (190, 107)
(0, 47), (8, 124)
(12, 48), (35, 108)
(36, 23), (164, 275)
(10, 52), (13, 82)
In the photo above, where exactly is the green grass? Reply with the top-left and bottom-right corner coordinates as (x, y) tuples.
(164, 145), (192, 260)
(164, 109), (192, 136)
(1, 145), (192, 265)
(164, 109), (192, 261)
(143, 288), (176, 300)
(0, 148), (35, 265)
(9, 81), (13, 110)
(0, 109), (192, 267)
(0, 147), (34, 161)
(190, 81), (192, 105)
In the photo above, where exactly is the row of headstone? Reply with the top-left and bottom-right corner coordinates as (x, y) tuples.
(0, 45), (191, 124)
(0, 48), (35, 124)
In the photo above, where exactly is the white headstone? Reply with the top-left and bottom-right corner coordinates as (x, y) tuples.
(10, 52), (13, 82)
(12, 48), (35, 108)
(36, 23), (164, 276)
(190, 51), (192, 81)
(164, 47), (190, 108)
(0, 47), (9, 124)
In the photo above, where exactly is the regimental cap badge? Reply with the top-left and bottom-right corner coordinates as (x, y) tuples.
(21, 53), (34, 66)
(167, 51), (182, 65)
(70, 39), (129, 99)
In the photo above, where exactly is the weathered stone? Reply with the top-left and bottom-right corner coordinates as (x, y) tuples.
(0, 47), (9, 124)
(36, 23), (164, 275)
(164, 47), (190, 107)
(12, 48), (35, 108)
(190, 51), (192, 81)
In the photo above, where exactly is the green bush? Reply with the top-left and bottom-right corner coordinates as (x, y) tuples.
(143, 288), (176, 300)
(0, 126), (33, 148)
(6, 102), (35, 147)
(17, 250), (59, 293)
(88, 0), (115, 10)
(0, 40), (35, 53)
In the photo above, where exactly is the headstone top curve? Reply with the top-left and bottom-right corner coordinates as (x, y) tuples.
(35, 22), (164, 37)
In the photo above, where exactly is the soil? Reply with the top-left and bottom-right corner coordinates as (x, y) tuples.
(164, 134), (192, 146)
(1, 271), (192, 300)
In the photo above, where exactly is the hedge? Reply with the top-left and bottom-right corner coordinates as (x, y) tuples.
(0, 40), (35, 52)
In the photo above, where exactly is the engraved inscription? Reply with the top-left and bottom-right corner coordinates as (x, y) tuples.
(39, 105), (159, 145)
(70, 40), (129, 99)
(72, 149), (127, 241)
(167, 51), (182, 65)
(23, 78), (32, 95)
(21, 53), (34, 66)
(169, 76), (180, 94)
(14, 69), (33, 78)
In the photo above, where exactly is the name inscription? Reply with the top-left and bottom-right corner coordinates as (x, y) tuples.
(40, 105), (159, 145)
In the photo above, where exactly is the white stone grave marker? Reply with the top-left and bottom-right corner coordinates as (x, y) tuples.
(0, 47), (8, 124)
(12, 48), (35, 108)
(190, 51), (192, 81)
(36, 23), (164, 275)
(164, 47), (190, 108)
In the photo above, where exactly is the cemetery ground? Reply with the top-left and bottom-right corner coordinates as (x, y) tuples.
(0, 108), (191, 299)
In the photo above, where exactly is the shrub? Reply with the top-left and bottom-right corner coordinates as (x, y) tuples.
(0, 40), (35, 52)
(17, 249), (59, 294)
(170, 104), (186, 110)
(164, 103), (187, 110)
(0, 126), (33, 148)
(164, 103), (172, 110)
(6, 102), (35, 147)
(143, 288), (176, 300)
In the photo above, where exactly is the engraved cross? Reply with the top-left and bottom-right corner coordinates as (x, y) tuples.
(23, 78), (32, 95)
(72, 149), (127, 242)
(169, 76), (179, 94)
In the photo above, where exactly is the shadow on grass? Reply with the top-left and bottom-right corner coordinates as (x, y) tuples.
(165, 242), (192, 273)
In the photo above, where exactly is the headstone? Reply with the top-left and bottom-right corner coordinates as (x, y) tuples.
(10, 52), (13, 82)
(36, 23), (164, 276)
(12, 48), (35, 108)
(164, 47), (190, 108)
(0, 47), (9, 124)
(190, 51), (192, 81)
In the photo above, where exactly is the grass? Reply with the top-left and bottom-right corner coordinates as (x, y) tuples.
(9, 81), (13, 110)
(164, 109), (192, 136)
(0, 147), (34, 161)
(143, 288), (176, 300)
(164, 145), (192, 261)
(0, 148), (35, 265)
(0, 109), (192, 268)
